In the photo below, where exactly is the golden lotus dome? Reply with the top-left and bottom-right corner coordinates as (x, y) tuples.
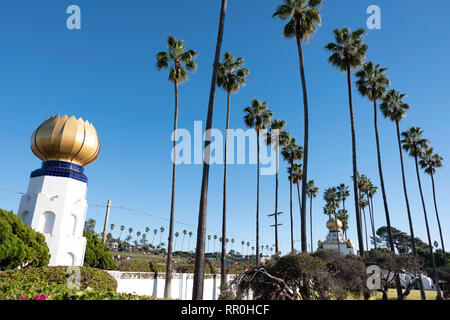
(326, 217), (343, 231)
(31, 115), (100, 167)
(347, 239), (354, 247)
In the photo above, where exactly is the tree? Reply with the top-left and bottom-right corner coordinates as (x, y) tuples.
(288, 161), (304, 251)
(306, 180), (319, 252)
(85, 219), (96, 233)
(159, 226), (165, 247)
(207, 235), (211, 253)
(380, 90), (425, 299)
(182, 229), (187, 251)
(84, 230), (116, 270)
(244, 99), (273, 266)
(273, 0), (324, 254)
(193, 0), (228, 301)
(152, 229), (158, 246)
(326, 27), (367, 256)
(356, 62), (396, 259)
(266, 119), (287, 255)
(359, 194), (370, 250)
(156, 35), (198, 298)
(217, 51), (249, 290)
(419, 147), (446, 257)
(337, 183), (350, 239)
(402, 127), (442, 299)
(174, 232), (180, 252)
(0, 209), (50, 270)
(282, 136), (303, 252)
(188, 231), (193, 252)
(119, 225), (125, 241)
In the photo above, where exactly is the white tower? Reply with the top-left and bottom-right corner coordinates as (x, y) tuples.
(318, 217), (357, 255)
(18, 115), (100, 266)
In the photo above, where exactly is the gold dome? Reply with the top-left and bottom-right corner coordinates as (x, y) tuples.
(31, 115), (100, 166)
(347, 239), (354, 247)
(326, 217), (343, 231)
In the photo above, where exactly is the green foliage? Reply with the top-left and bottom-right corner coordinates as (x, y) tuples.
(0, 209), (49, 270)
(116, 260), (166, 273)
(83, 231), (116, 270)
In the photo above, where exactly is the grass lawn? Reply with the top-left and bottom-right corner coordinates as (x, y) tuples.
(371, 289), (438, 300)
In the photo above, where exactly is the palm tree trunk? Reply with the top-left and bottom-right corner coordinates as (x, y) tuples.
(334, 211), (341, 252)
(193, 0), (227, 301)
(289, 161), (294, 252)
(296, 23), (308, 253)
(256, 130), (261, 266)
(220, 91), (231, 290)
(372, 98), (403, 299)
(414, 154), (443, 300)
(274, 146), (279, 255)
(430, 173), (446, 255)
(362, 207), (369, 250)
(309, 195), (313, 252)
(164, 80), (178, 298)
(395, 120), (426, 300)
(345, 61), (364, 256)
(368, 196), (377, 249)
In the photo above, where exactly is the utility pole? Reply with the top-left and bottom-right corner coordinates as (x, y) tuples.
(102, 200), (111, 244)
(268, 211), (283, 255)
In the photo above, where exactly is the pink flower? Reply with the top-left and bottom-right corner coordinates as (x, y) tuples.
(33, 294), (47, 300)
(18, 295), (25, 300)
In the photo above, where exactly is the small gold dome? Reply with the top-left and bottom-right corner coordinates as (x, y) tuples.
(347, 239), (354, 247)
(31, 115), (100, 167)
(326, 217), (343, 231)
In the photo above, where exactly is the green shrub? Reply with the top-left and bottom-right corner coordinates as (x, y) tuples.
(0, 209), (49, 270)
(116, 260), (166, 272)
(83, 231), (116, 270)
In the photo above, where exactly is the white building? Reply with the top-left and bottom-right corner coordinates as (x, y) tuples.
(18, 114), (100, 266)
(318, 217), (357, 255)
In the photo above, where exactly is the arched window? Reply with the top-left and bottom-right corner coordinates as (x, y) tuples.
(64, 252), (75, 266)
(41, 211), (56, 235)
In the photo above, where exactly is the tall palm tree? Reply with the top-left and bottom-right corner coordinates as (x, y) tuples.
(188, 231), (193, 252)
(419, 147), (446, 255)
(244, 99), (273, 266)
(402, 127), (442, 300)
(337, 184), (350, 215)
(174, 232), (179, 251)
(326, 27), (368, 256)
(291, 162), (304, 216)
(273, 0), (324, 253)
(217, 52), (249, 289)
(181, 229), (187, 251)
(380, 90), (425, 299)
(156, 35), (198, 298)
(207, 235), (211, 253)
(356, 62), (396, 254)
(241, 241), (245, 254)
(337, 209), (349, 239)
(213, 235), (218, 253)
(152, 229), (158, 246)
(366, 179), (378, 249)
(266, 119), (287, 255)
(282, 138), (304, 252)
(306, 180), (319, 252)
(193, 0), (228, 301)
(359, 194), (370, 250)
(159, 226), (165, 247)
(231, 238), (235, 252)
(119, 225), (125, 240)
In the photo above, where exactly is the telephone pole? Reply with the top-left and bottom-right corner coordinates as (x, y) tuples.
(102, 200), (111, 243)
(268, 211), (283, 255)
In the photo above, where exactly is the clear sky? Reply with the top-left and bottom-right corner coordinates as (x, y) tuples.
(0, 0), (449, 255)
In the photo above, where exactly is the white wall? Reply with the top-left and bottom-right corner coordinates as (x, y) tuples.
(107, 271), (252, 300)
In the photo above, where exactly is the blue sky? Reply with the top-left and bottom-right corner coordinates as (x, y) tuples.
(0, 0), (449, 255)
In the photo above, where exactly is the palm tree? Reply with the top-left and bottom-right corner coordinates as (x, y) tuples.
(241, 241), (245, 254)
(402, 127), (442, 300)
(247, 242), (250, 256)
(323, 187), (341, 251)
(231, 238), (235, 252)
(306, 180), (319, 252)
(273, 0), (324, 253)
(110, 224), (115, 234)
(119, 225), (125, 241)
(174, 232), (180, 251)
(282, 137), (303, 252)
(128, 227), (133, 239)
(266, 119), (287, 255)
(193, 0), (228, 301)
(213, 235), (218, 253)
(244, 99), (273, 266)
(359, 194), (370, 250)
(356, 62), (396, 253)
(337, 184), (350, 215)
(419, 147), (446, 255)
(181, 229), (187, 251)
(156, 35), (198, 299)
(188, 231), (193, 252)
(217, 52), (249, 289)
(337, 209), (349, 239)
(207, 235), (211, 253)
(159, 226), (165, 247)
(367, 179), (378, 249)
(326, 27), (368, 256)
(380, 90), (426, 298)
(152, 229), (158, 246)
(291, 162), (304, 219)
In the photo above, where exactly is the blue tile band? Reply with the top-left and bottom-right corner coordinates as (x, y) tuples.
(31, 161), (87, 183)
